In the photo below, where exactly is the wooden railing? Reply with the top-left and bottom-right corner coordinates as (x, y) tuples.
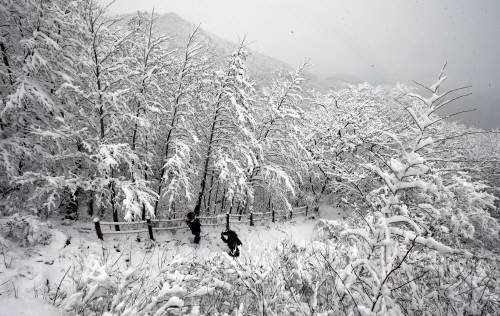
(93, 206), (313, 241)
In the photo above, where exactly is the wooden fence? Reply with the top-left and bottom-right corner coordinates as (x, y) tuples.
(93, 206), (312, 241)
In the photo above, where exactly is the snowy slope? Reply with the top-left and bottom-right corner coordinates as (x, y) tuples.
(0, 205), (349, 314)
(0, 298), (61, 316)
(0, 205), (347, 292)
(119, 12), (293, 86)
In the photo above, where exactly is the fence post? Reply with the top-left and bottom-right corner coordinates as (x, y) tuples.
(250, 212), (254, 226)
(146, 216), (155, 241)
(226, 213), (230, 231)
(289, 209), (293, 219)
(272, 207), (275, 223)
(93, 217), (103, 240)
(306, 206), (309, 217)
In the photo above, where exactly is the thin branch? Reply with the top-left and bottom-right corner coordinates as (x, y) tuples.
(428, 91), (472, 115)
(426, 109), (476, 128)
(371, 236), (418, 312)
(390, 271), (429, 292)
(53, 266), (72, 305)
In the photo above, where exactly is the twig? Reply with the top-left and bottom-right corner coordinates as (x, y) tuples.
(390, 270), (429, 291)
(371, 236), (418, 312)
(53, 266), (72, 305)
(316, 250), (362, 316)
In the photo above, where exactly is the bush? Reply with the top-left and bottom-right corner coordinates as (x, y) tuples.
(0, 213), (52, 247)
(63, 253), (240, 315)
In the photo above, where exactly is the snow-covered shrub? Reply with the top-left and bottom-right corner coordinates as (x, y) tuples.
(315, 218), (347, 240)
(0, 213), (51, 247)
(444, 174), (499, 250)
(60, 247), (315, 315)
(270, 228), (499, 315)
(311, 65), (500, 314)
(63, 253), (242, 315)
(58, 230), (499, 315)
(246, 65), (498, 315)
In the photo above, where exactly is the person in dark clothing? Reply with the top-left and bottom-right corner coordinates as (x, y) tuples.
(221, 229), (242, 257)
(186, 212), (201, 244)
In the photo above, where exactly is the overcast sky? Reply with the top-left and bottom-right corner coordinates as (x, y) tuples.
(106, 0), (500, 127)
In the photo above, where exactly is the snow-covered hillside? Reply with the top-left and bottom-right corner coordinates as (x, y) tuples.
(0, 206), (348, 315)
(123, 12), (293, 86)
(0, 0), (498, 314)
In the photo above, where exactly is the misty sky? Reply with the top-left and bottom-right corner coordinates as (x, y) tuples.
(106, 0), (500, 127)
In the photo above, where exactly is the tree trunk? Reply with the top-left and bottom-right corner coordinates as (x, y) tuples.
(0, 42), (13, 85)
(220, 188), (227, 214)
(88, 196), (94, 217)
(213, 180), (221, 214)
(237, 201), (243, 221)
(153, 104), (180, 216)
(110, 167), (119, 231)
(205, 174), (215, 214)
(193, 104), (221, 216)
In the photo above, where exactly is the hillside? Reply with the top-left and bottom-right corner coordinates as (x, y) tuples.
(1, 1), (499, 315)
(127, 12), (293, 86)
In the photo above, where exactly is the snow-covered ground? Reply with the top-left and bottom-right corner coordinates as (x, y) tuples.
(0, 297), (61, 316)
(0, 205), (347, 315)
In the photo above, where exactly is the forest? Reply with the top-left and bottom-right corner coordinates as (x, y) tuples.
(0, 0), (499, 315)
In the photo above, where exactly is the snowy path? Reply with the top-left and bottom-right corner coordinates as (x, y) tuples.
(94, 203), (347, 264)
(93, 215), (320, 268)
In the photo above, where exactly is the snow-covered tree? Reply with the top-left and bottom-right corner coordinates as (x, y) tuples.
(57, 0), (157, 222)
(152, 26), (210, 217)
(321, 64), (500, 314)
(192, 43), (256, 216)
(302, 83), (407, 213)
(0, 0), (89, 215)
(249, 63), (309, 213)
(120, 11), (174, 219)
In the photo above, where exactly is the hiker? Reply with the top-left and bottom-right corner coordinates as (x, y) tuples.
(221, 229), (242, 257)
(186, 212), (201, 244)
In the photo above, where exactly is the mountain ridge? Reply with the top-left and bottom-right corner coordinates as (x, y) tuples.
(119, 12), (294, 86)
(117, 11), (363, 92)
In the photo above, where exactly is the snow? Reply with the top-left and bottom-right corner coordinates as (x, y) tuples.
(0, 297), (61, 316)
(152, 296), (184, 316)
(164, 296), (184, 307)
(128, 215), (320, 262)
(0, 219), (73, 301)
(0, 204), (353, 315)
(318, 204), (348, 221)
(1, 3), (498, 313)
(0, 208), (334, 312)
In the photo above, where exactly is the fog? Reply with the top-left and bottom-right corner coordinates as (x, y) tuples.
(106, 0), (500, 128)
